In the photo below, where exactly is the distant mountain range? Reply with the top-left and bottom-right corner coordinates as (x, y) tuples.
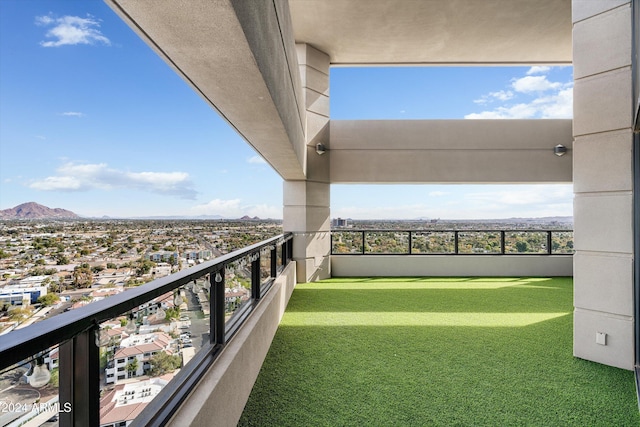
(0, 202), (79, 219)
(0, 202), (266, 221)
(0, 202), (571, 224)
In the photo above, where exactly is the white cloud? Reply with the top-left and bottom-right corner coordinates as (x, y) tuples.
(247, 156), (266, 164)
(428, 191), (449, 197)
(29, 162), (197, 199)
(191, 199), (280, 219)
(511, 75), (561, 93)
(466, 68), (573, 119)
(490, 90), (514, 101)
(465, 102), (538, 119)
(36, 14), (111, 47)
(61, 111), (85, 118)
(526, 66), (551, 75)
(537, 87), (573, 118)
(473, 90), (514, 105)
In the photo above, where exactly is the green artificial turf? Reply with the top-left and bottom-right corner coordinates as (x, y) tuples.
(239, 277), (639, 426)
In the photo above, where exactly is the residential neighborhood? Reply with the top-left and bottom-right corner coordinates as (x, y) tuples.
(0, 218), (281, 427)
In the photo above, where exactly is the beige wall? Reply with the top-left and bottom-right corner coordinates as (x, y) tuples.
(332, 255), (573, 277)
(572, 0), (634, 370)
(330, 120), (573, 183)
(283, 44), (332, 282)
(166, 262), (297, 427)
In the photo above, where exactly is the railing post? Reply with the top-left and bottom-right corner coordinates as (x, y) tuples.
(330, 231), (333, 255)
(454, 231), (459, 254)
(500, 231), (506, 254)
(362, 231), (365, 254)
(547, 231), (553, 255)
(271, 246), (277, 277)
(408, 231), (413, 254)
(252, 254), (261, 300)
(286, 237), (293, 263)
(59, 327), (100, 426)
(212, 271), (225, 345)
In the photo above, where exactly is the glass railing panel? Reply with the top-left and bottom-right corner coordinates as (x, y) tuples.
(331, 231), (363, 254)
(411, 231), (455, 254)
(504, 231), (548, 254)
(364, 232), (410, 254)
(551, 231), (575, 254)
(98, 281), (209, 427)
(0, 349), (62, 426)
(0, 233), (292, 427)
(224, 256), (252, 322)
(260, 247), (272, 285)
(457, 232), (501, 254)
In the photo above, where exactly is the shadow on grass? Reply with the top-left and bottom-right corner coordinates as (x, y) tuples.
(239, 278), (639, 427)
(286, 277), (572, 314)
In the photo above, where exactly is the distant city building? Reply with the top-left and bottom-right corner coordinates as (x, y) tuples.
(106, 332), (173, 384)
(145, 251), (179, 263)
(332, 218), (349, 228)
(0, 278), (48, 306)
(185, 250), (212, 261)
(99, 375), (173, 427)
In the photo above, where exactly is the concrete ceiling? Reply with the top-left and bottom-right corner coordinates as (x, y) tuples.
(289, 0), (572, 65)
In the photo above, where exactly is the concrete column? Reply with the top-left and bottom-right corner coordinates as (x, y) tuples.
(572, 0), (634, 370)
(283, 44), (331, 282)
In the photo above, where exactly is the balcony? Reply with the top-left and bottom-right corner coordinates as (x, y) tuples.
(239, 276), (640, 426)
(2, 228), (637, 426)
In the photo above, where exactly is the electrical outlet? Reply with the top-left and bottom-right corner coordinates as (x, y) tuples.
(596, 332), (607, 346)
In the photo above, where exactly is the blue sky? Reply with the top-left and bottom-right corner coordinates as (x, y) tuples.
(0, 1), (574, 220)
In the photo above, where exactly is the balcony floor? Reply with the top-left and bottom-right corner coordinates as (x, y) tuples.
(240, 277), (639, 426)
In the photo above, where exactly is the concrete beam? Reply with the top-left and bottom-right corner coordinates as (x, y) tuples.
(106, 0), (306, 180)
(330, 120), (573, 183)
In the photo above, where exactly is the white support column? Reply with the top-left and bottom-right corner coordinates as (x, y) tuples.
(283, 44), (331, 282)
(572, 0), (634, 370)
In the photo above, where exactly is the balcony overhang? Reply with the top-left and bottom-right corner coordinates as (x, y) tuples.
(290, 0), (572, 66)
(106, 0), (307, 181)
(106, 1), (572, 185)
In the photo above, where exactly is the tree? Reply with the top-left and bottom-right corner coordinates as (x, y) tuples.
(165, 307), (180, 320)
(56, 254), (69, 265)
(73, 264), (93, 288)
(149, 351), (182, 376)
(515, 241), (529, 253)
(8, 307), (32, 321)
(49, 368), (59, 387)
(37, 293), (60, 307)
(126, 359), (139, 376)
(136, 259), (155, 276)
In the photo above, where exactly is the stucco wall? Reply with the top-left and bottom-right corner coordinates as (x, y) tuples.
(331, 255), (573, 277)
(330, 119), (573, 183)
(572, 0), (634, 371)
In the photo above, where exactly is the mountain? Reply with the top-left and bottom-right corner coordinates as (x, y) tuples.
(0, 202), (80, 219)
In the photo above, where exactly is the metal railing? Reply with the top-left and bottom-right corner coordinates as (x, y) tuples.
(331, 230), (574, 255)
(0, 233), (293, 427)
